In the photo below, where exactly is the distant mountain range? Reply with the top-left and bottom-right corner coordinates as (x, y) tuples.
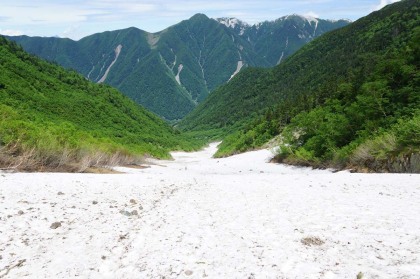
(7, 14), (349, 119)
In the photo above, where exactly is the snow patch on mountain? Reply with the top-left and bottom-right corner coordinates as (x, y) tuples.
(229, 61), (244, 81)
(217, 17), (249, 35)
(98, 44), (122, 84)
(217, 17), (248, 28)
(277, 52), (284, 65)
(217, 15), (349, 38)
(87, 65), (95, 79)
(175, 64), (183, 85)
(278, 36), (289, 65)
(300, 14), (319, 25)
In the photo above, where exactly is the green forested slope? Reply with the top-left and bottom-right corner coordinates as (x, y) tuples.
(181, 0), (419, 172)
(8, 14), (348, 120)
(0, 36), (199, 171)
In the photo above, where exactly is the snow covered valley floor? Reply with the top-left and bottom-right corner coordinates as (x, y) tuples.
(1, 143), (419, 278)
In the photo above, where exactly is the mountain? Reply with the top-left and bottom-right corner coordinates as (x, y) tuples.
(217, 15), (350, 66)
(7, 14), (349, 119)
(0, 36), (199, 171)
(180, 0), (419, 172)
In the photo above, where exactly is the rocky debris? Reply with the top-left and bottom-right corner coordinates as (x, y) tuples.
(129, 199), (137, 204)
(50, 222), (62, 229)
(139, 205), (143, 210)
(119, 208), (140, 217)
(92, 201), (98, 205)
(120, 210), (132, 217)
(119, 233), (128, 240)
(57, 192), (65, 195)
(17, 210), (24, 215)
(301, 236), (325, 246)
(185, 270), (193, 276)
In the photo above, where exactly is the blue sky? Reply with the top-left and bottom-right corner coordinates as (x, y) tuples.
(0, 0), (401, 40)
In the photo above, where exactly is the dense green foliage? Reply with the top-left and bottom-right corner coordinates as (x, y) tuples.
(183, 0), (419, 171)
(9, 28), (196, 120)
(8, 14), (347, 120)
(0, 36), (201, 170)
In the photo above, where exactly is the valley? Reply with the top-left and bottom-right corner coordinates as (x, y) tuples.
(0, 0), (418, 173)
(7, 14), (349, 119)
(181, 0), (420, 172)
(0, 1), (419, 278)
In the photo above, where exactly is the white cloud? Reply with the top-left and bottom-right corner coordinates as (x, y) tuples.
(303, 11), (320, 18)
(375, 0), (401, 10)
(0, 29), (24, 36)
(61, 24), (81, 39)
(1, 5), (97, 25)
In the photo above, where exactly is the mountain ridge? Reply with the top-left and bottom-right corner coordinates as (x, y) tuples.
(7, 13), (349, 120)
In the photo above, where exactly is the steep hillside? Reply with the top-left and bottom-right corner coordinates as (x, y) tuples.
(181, 0), (419, 172)
(0, 36), (199, 171)
(8, 14), (348, 119)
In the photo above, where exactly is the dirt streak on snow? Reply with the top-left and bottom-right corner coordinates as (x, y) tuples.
(1, 143), (419, 278)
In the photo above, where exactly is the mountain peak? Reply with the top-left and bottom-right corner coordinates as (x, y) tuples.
(190, 13), (210, 21)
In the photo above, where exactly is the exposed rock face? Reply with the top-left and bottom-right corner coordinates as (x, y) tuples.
(359, 153), (420, 173)
(387, 153), (420, 173)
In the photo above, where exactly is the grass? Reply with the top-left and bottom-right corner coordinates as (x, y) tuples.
(0, 36), (205, 172)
